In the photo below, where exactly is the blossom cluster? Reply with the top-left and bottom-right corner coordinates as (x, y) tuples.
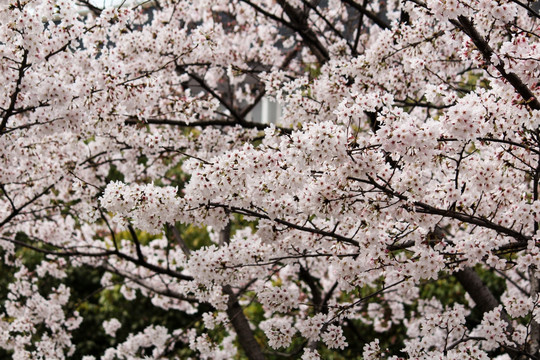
(1, 0), (540, 358)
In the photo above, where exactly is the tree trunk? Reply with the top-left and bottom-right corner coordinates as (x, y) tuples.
(528, 266), (540, 356)
(455, 267), (513, 333)
(223, 285), (266, 360)
(220, 225), (265, 360)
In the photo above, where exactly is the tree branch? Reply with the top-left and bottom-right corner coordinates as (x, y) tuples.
(102, 263), (198, 303)
(223, 285), (266, 360)
(0, 181), (57, 229)
(166, 224), (192, 257)
(341, 0), (390, 30)
(453, 16), (540, 111)
(1, 49), (29, 135)
(125, 116), (284, 132)
(219, 225), (265, 360)
(454, 267), (513, 333)
(128, 224), (145, 261)
(351, 175), (531, 244)
(276, 0), (329, 63)
(114, 250), (193, 281)
(208, 203), (360, 247)
(239, 0), (329, 63)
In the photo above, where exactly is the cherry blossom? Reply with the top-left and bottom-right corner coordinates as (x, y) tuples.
(1, 0), (540, 358)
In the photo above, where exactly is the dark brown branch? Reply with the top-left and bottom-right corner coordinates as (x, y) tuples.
(320, 281), (339, 314)
(328, 278), (407, 323)
(454, 267), (513, 333)
(219, 225), (265, 360)
(188, 73), (245, 122)
(529, 266), (540, 355)
(239, 47), (299, 119)
(534, 135), (540, 230)
(99, 208), (119, 252)
(239, 0), (295, 29)
(0, 185), (16, 211)
(529, 145), (540, 355)
(76, 0), (103, 16)
(128, 224), (145, 261)
(477, 137), (540, 155)
(276, 0), (329, 63)
(353, 0), (369, 52)
(240, 90), (268, 119)
(2, 236), (116, 258)
(1, 49), (29, 135)
(453, 16), (540, 111)
(341, 0), (390, 30)
(506, 0), (540, 19)
(239, 0), (329, 63)
(223, 285), (266, 360)
(414, 201), (529, 242)
(166, 224), (192, 257)
(493, 268), (529, 296)
(208, 203), (360, 247)
(300, 0), (353, 53)
(41, 24), (99, 64)
(125, 116), (283, 132)
(0, 181), (57, 229)
(351, 175), (530, 244)
(395, 98), (455, 109)
(102, 263), (198, 303)
(455, 267), (501, 314)
(299, 265), (323, 311)
(114, 249), (193, 281)
(447, 336), (488, 351)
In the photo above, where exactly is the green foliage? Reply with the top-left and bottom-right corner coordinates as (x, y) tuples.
(166, 222), (211, 250)
(420, 274), (467, 306)
(0, 243), (203, 359)
(68, 265), (202, 359)
(106, 164), (125, 183)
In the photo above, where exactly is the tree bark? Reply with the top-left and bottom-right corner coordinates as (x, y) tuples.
(455, 267), (513, 333)
(220, 225), (265, 360)
(528, 266), (540, 356)
(223, 285), (265, 360)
